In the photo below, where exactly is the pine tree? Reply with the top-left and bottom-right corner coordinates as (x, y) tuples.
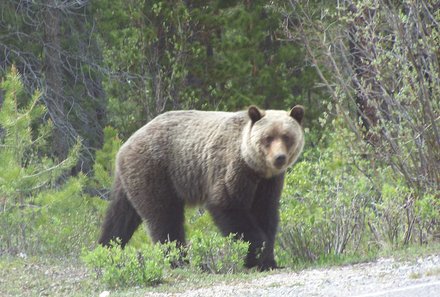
(0, 66), (80, 253)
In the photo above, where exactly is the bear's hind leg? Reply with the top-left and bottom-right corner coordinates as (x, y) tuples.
(98, 176), (142, 247)
(145, 192), (187, 268)
(122, 174), (187, 267)
(147, 196), (186, 246)
(128, 182), (186, 246)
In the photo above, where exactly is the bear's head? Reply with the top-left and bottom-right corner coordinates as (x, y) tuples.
(241, 105), (305, 178)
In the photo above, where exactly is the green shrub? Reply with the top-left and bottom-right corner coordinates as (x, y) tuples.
(281, 0), (440, 258)
(366, 172), (413, 247)
(414, 194), (440, 244)
(277, 124), (374, 266)
(0, 173), (105, 256)
(185, 208), (218, 237)
(188, 230), (249, 274)
(82, 230), (249, 289)
(82, 241), (165, 288)
(277, 118), (440, 267)
(32, 176), (106, 255)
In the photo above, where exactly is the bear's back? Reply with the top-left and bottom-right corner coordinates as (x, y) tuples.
(118, 110), (249, 205)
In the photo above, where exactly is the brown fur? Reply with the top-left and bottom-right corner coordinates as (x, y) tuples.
(99, 106), (305, 270)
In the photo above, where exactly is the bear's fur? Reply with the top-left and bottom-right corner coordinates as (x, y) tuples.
(99, 105), (305, 270)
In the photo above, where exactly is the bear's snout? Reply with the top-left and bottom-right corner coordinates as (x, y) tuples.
(274, 154), (287, 168)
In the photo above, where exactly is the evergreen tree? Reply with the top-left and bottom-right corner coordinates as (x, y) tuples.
(0, 67), (81, 254)
(0, 66), (79, 199)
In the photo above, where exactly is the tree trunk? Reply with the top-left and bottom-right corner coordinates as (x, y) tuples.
(43, 1), (71, 161)
(347, 2), (381, 143)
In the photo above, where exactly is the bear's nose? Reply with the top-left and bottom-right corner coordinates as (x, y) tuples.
(274, 154), (286, 168)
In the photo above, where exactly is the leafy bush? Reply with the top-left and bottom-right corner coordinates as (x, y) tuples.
(188, 230), (249, 274)
(185, 208), (218, 237)
(82, 241), (165, 288)
(280, 1), (439, 254)
(277, 119), (440, 267)
(277, 124), (374, 266)
(1, 175), (105, 256)
(82, 231), (249, 289)
(414, 194), (440, 244)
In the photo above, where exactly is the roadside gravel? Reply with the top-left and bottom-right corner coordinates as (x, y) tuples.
(143, 255), (440, 297)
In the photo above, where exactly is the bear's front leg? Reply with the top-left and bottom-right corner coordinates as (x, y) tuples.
(250, 174), (286, 270)
(207, 206), (272, 270)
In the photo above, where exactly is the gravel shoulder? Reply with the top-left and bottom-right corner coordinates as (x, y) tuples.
(143, 255), (440, 297)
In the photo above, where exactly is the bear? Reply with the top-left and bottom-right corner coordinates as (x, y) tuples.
(98, 105), (305, 270)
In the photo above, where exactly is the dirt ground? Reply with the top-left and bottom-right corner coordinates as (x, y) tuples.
(140, 255), (440, 297)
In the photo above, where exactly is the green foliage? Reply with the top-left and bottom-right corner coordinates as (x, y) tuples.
(277, 119), (440, 267)
(414, 194), (440, 243)
(367, 173), (411, 246)
(1, 175), (105, 255)
(0, 68), (78, 198)
(415, 194), (440, 224)
(34, 176), (105, 255)
(1, 2), (438, 283)
(188, 231), (249, 274)
(82, 241), (165, 288)
(0, 67), (103, 256)
(185, 208), (218, 237)
(185, 208), (248, 274)
(82, 231), (248, 288)
(91, 126), (122, 189)
(277, 123), (373, 266)
(275, 0), (439, 266)
(125, 225), (152, 249)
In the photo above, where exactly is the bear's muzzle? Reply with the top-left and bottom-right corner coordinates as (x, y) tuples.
(274, 154), (287, 168)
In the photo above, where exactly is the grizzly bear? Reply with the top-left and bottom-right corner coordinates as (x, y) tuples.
(99, 105), (305, 270)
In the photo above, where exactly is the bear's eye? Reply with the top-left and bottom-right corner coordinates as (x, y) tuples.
(282, 134), (294, 147)
(263, 136), (274, 146)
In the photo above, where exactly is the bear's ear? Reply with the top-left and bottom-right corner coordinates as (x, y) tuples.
(290, 105), (304, 124)
(248, 105), (264, 123)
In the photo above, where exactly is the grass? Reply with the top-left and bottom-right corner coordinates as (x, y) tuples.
(0, 256), (98, 297)
(408, 272), (423, 279)
(0, 255), (271, 297)
(275, 241), (440, 273)
(377, 242), (440, 263)
(1, 242), (439, 297)
(425, 267), (440, 277)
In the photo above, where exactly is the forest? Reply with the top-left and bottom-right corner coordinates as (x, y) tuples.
(0, 0), (439, 294)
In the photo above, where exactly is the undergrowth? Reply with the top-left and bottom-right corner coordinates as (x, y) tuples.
(82, 233), (249, 288)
